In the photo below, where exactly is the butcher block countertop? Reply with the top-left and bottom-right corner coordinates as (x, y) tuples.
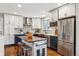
(18, 36), (47, 42)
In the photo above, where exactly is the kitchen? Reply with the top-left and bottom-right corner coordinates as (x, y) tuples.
(0, 3), (78, 56)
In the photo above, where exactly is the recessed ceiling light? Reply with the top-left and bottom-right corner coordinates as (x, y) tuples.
(41, 14), (46, 17)
(17, 4), (22, 8)
(42, 11), (46, 14)
(57, 3), (62, 6)
(14, 12), (17, 14)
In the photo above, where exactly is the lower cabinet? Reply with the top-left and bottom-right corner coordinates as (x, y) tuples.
(50, 36), (58, 50)
(0, 36), (4, 56)
(9, 35), (14, 44)
(4, 35), (14, 45)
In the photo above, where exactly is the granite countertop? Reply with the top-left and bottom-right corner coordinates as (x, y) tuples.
(18, 36), (47, 42)
(44, 34), (58, 36)
(35, 33), (58, 36)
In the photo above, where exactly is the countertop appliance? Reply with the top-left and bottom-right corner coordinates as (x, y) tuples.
(58, 17), (76, 56)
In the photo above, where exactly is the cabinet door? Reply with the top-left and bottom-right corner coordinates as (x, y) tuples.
(59, 5), (67, 18)
(66, 4), (75, 17)
(9, 15), (15, 25)
(59, 4), (75, 19)
(14, 16), (23, 28)
(0, 36), (4, 55)
(0, 14), (3, 35)
(18, 16), (23, 28)
(32, 18), (41, 29)
(50, 9), (58, 21)
(47, 36), (50, 47)
(14, 16), (19, 28)
(4, 35), (10, 45)
(9, 35), (14, 44)
(4, 23), (10, 35)
(9, 24), (14, 35)
(4, 14), (10, 24)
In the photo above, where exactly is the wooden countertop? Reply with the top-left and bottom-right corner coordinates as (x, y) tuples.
(18, 36), (47, 42)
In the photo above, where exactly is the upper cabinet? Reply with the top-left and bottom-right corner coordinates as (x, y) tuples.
(59, 4), (75, 19)
(14, 15), (23, 28)
(50, 9), (58, 21)
(17, 16), (23, 28)
(32, 17), (41, 29)
(0, 14), (4, 35)
(4, 14), (23, 29)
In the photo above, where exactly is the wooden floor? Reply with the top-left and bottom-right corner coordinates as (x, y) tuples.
(47, 48), (61, 56)
(5, 45), (61, 56)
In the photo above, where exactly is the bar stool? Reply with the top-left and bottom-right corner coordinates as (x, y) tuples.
(15, 36), (22, 56)
(21, 43), (32, 56)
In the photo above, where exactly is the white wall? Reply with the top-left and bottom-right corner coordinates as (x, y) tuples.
(76, 4), (79, 56)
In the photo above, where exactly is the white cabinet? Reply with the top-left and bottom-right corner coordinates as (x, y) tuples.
(50, 9), (58, 21)
(4, 14), (23, 45)
(59, 4), (75, 19)
(4, 14), (10, 35)
(4, 14), (14, 45)
(14, 16), (23, 28)
(4, 23), (10, 35)
(32, 18), (41, 29)
(17, 16), (23, 28)
(4, 14), (10, 24)
(10, 24), (14, 35)
(0, 14), (4, 35)
(9, 15), (15, 25)
(67, 4), (75, 17)
(4, 35), (10, 45)
(4, 35), (14, 45)
(9, 35), (14, 44)
(0, 36), (4, 56)
(4, 14), (14, 35)
(14, 16), (19, 28)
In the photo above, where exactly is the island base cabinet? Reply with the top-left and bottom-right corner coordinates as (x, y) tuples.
(33, 40), (47, 56)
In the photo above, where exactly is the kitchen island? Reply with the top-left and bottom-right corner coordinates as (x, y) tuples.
(18, 36), (47, 56)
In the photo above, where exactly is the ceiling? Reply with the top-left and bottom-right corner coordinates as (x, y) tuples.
(0, 3), (65, 17)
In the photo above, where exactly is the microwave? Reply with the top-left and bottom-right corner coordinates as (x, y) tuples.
(50, 21), (58, 27)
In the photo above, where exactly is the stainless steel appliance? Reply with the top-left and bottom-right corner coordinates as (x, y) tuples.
(58, 17), (76, 56)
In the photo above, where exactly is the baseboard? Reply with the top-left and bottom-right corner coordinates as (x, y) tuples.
(47, 47), (57, 51)
(4, 44), (18, 47)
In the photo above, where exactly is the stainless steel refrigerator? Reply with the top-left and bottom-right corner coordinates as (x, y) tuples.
(58, 17), (76, 56)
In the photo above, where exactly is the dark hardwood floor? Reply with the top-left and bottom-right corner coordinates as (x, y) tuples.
(4, 45), (61, 56)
